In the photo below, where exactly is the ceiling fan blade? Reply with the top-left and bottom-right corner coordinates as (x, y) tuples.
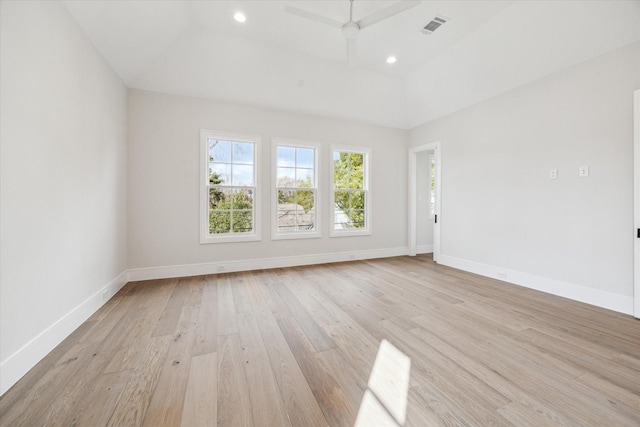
(284, 5), (343, 29)
(356, 0), (421, 30)
(346, 38), (356, 67)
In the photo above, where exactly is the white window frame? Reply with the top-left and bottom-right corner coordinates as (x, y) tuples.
(330, 145), (371, 237)
(271, 138), (321, 240)
(200, 130), (261, 244)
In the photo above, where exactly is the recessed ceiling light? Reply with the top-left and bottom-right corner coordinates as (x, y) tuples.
(386, 56), (397, 64)
(234, 12), (246, 23)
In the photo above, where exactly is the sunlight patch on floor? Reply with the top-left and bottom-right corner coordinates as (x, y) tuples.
(354, 339), (411, 427)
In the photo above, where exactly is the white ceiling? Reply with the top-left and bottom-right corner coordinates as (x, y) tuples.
(63, 0), (640, 129)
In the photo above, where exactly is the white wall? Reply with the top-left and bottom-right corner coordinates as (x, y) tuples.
(409, 42), (640, 313)
(416, 151), (434, 252)
(127, 90), (408, 275)
(0, 1), (128, 394)
(404, 1), (640, 127)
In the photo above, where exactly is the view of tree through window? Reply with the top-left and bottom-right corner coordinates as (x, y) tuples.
(208, 139), (255, 234)
(276, 145), (316, 232)
(333, 150), (366, 229)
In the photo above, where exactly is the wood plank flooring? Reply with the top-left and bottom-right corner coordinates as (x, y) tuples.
(1, 255), (639, 426)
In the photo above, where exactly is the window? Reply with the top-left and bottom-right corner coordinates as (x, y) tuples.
(272, 139), (320, 239)
(200, 130), (260, 243)
(331, 147), (370, 236)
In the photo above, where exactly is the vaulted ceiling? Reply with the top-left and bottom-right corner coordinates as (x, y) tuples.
(63, 1), (640, 129)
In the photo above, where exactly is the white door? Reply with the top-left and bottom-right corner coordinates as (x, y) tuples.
(634, 90), (640, 318)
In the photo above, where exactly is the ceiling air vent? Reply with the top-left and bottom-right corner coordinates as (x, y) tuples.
(421, 16), (447, 35)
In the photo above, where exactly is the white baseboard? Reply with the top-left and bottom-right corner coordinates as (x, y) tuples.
(128, 247), (409, 282)
(0, 271), (129, 396)
(416, 244), (434, 254)
(438, 255), (633, 315)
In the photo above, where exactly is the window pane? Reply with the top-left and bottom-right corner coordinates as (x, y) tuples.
(232, 165), (254, 186)
(277, 207), (297, 232)
(209, 187), (227, 209)
(277, 167), (295, 187)
(298, 210), (315, 231)
(337, 209), (364, 229)
(333, 152), (347, 173)
(210, 188), (234, 210)
(334, 210), (351, 229)
(349, 171), (364, 189)
(232, 142), (253, 164)
(350, 191), (365, 210)
(296, 189), (315, 212)
(210, 163), (230, 184)
(344, 209), (355, 227)
(209, 209), (231, 234)
(232, 211), (253, 233)
(277, 189), (315, 232)
(333, 151), (341, 163)
(351, 210), (365, 228)
(349, 152), (364, 168)
(209, 165), (227, 185)
(232, 188), (253, 210)
(277, 146), (295, 167)
(297, 190), (315, 229)
(210, 139), (231, 162)
(334, 190), (349, 211)
(277, 197), (297, 212)
(296, 148), (314, 168)
(296, 168), (313, 187)
(333, 169), (348, 189)
(278, 188), (294, 204)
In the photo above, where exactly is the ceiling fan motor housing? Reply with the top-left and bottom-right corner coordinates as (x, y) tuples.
(342, 21), (360, 39)
(285, 0), (422, 61)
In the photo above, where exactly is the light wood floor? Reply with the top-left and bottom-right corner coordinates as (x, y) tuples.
(1, 255), (639, 426)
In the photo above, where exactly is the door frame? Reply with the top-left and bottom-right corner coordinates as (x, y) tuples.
(408, 141), (441, 260)
(634, 90), (639, 318)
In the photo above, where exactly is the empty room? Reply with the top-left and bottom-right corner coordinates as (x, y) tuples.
(1, 0), (639, 425)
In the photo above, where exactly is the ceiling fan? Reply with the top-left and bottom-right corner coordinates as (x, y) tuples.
(284, 0), (421, 65)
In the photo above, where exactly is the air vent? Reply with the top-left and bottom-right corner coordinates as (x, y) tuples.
(421, 16), (447, 35)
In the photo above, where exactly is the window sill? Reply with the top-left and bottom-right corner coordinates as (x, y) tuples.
(200, 233), (261, 244)
(330, 229), (372, 238)
(271, 231), (321, 241)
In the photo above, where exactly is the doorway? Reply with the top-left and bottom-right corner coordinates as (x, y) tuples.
(634, 90), (639, 318)
(409, 142), (441, 261)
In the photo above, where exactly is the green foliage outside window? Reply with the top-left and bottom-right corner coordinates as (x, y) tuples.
(207, 138), (255, 235)
(276, 176), (314, 212)
(208, 171), (253, 234)
(333, 152), (366, 229)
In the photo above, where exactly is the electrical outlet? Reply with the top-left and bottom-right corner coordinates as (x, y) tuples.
(579, 166), (589, 177)
(497, 271), (507, 280)
(102, 290), (109, 301)
(217, 265), (225, 272)
(349, 254), (355, 260)
(549, 169), (557, 180)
